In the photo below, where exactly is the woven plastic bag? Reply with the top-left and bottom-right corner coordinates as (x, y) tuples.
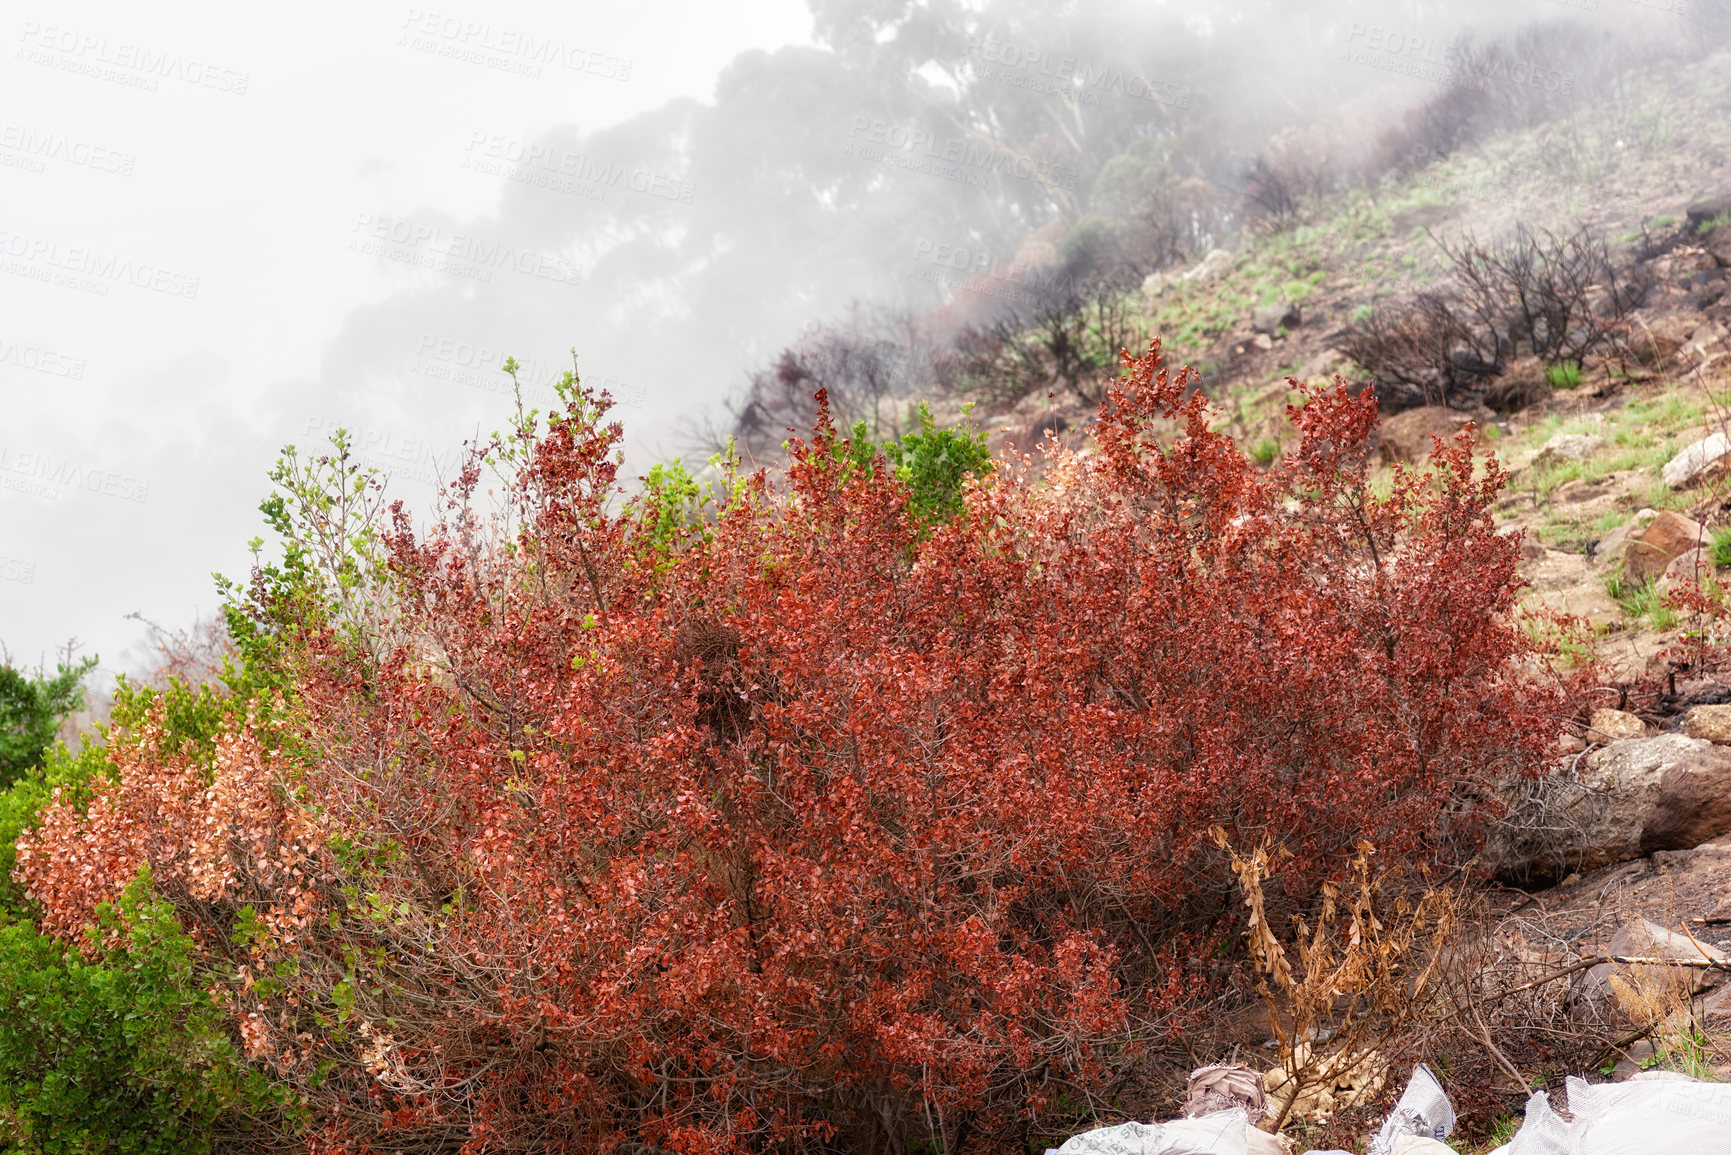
(1050, 1107), (1253, 1154)
(1566, 1074), (1731, 1154)
(1490, 1074), (1731, 1155)
(1367, 1063), (1456, 1155)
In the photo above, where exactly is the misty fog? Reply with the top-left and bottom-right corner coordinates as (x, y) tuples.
(1, 0), (1722, 685)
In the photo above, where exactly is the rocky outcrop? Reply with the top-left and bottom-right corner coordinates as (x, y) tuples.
(1588, 709), (1646, 740)
(1530, 432), (1606, 469)
(1629, 311), (1707, 366)
(1377, 407), (1473, 465)
(1582, 918), (1728, 1018)
(1485, 734), (1731, 881)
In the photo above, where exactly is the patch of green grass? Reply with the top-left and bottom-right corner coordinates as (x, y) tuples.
(1606, 573), (1680, 631)
(1641, 473), (1697, 512)
(1650, 215), (1676, 228)
(1249, 438), (1280, 466)
(1591, 509), (1630, 536)
(1647, 1024), (1721, 1080)
(1698, 212), (1731, 236)
(1546, 360), (1583, 389)
(1350, 303), (1375, 323)
(1711, 525), (1731, 570)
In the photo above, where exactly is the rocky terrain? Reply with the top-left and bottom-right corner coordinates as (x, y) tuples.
(941, 45), (1731, 1153)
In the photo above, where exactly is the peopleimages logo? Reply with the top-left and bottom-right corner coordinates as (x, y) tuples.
(0, 555), (35, 585)
(348, 213), (584, 287)
(1342, 23), (1573, 94)
(966, 36), (1191, 108)
(0, 335), (85, 379)
(846, 117), (1079, 191)
(410, 337), (649, 409)
(399, 9), (632, 81)
(0, 124), (135, 176)
(463, 133), (695, 204)
(0, 227), (200, 299)
(0, 445), (149, 503)
(14, 22), (250, 95)
(304, 417), (465, 488)
(906, 236), (1084, 306)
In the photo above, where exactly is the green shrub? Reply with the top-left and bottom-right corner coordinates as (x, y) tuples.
(849, 402), (993, 530)
(0, 644), (300, 1150)
(1250, 437), (1281, 466)
(1546, 361), (1583, 389)
(0, 872), (300, 1152)
(0, 658), (95, 789)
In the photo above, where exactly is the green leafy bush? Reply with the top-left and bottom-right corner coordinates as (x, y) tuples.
(0, 871), (300, 1153)
(0, 650), (300, 1151)
(0, 658), (95, 789)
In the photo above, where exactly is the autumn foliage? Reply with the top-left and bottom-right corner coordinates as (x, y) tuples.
(15, 344), (1560, 1153)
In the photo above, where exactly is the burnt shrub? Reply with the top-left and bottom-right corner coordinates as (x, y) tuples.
(1344, 224), (1642, 413)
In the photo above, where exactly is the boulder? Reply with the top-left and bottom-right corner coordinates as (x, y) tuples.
(1588, 708), (1646, 741)
(1658, 546), (1715, 596)
(1377, 406), (1473, 465)
(1299, 348), (1345, 380)
(1630, 311), (1707, 366)
(1531, 432), (1606, 469)
(1582, 918), (1728, 1017)
(1685, 193), (1731, 235)
(1143, 249), (1235, 298)
(1662, 432), (1731, 488)
(1593, 509), (1658, 573)
(1687, 704), (1731, 744)
(1685, 319), (1730, 362)
(1184, 248), (1234, 285)
(1523, 549), (1625, 629)
(1705, 224), (1731, 269)
(1483, 734), (1731, 880)
(1554, 478), (1613, 504)
(1484, 360), (1551, 414)
(1252, 299), (1301, 335)
(1624, 510), (1705, 585)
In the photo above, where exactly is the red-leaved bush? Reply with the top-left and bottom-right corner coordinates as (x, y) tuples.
(17, 344), (1562, 1153)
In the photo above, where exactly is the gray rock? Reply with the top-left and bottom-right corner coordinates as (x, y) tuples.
(1484, 734), (1731, 881)
(1686, 193), (1731, 235)
(1582, 918), (1727, 1016)
(1252, 299), (1301, 335)
(1662, 432), (1731, 488)
(1531, 432), (1606, 468)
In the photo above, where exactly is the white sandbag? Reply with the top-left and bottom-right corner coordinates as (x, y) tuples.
(1565, 1074), (1731, 1155)
(1500, 1088), (1569, 1155)
(1368, 1063), (1456, 1155)
(1052, 1108), (1252, 1155)
(1386, 1139), (1452, 1155)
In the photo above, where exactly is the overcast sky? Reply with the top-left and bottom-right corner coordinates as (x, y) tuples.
(0, 0), (1704, 682)
(0, 0), (814, 677)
